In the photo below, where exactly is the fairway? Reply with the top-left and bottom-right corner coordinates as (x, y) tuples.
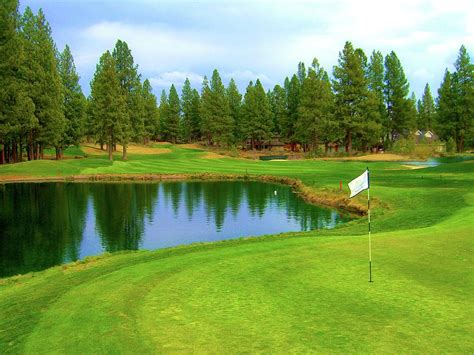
(0, 145), (473, 353)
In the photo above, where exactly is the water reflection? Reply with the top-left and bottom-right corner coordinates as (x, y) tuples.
(0, 181), (351, 277)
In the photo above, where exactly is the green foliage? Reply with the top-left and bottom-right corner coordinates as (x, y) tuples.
(88, 51), (128, 160)
(141, 79), (159, 142)
(384, 51), (414, 140)
(417, 83), (436, 131)
(390, 137), (415, 154)
(268, 85), (287, 137)
(226, 78), (242, 143)
(180, 78), (194, 143)
(167, 85), (181, 143)
(284, 74), (300, 142)
(58, 45), (87, 148)
(21, 7), (65, 149)
(446, 137), (456, 153)
(200, 70), (233, 146)
(240, 80), (273, 148)
(368, 50), (387, 138)
(0, 0), (36, 159)
(296, 59), (335, 151)
(112, 40), (140, 147)
(333, 42), (375, 152)
(436, 46), (474, 152)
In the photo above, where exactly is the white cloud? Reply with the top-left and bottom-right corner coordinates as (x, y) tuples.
(59, 0), (473, 97)
(76, 21), (220, 72)
(149, 71), (204, 91)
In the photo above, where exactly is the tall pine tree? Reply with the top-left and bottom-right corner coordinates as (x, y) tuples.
(200, 70), (233, 146)
(418, 83), (436, 131)
(384, 51), (414, 141)
(141, 79), (159, 143)
(226, 78), (242, 144)
(21, 7), (64, 159)
(296, 59), (335, 153)
(333, 41), (370, 152)
(0, 0), (35, 163)
(180, 78), (194, 143)
(57, 45), (86, 159)
(89, 51), (127, 161)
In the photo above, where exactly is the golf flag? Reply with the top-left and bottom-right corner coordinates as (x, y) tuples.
(348, 170), (369, 198)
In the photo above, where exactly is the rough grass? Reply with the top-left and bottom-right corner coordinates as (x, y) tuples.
(0, 143), (473, 353)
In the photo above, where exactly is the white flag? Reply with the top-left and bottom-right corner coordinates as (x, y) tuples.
(348, 170), (369, 198)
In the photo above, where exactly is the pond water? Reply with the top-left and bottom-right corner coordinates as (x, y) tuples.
(401, 155), (474, 168)
(0, 181), (351, 277)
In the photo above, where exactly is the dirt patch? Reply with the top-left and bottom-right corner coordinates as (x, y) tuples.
(201, 152), (224, 159)
(81, 144), (170, 155)
(400, 164), (427, 170)
(180, 143), (205, 150)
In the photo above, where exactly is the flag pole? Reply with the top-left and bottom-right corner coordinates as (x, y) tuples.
(367, 167), (372, 282)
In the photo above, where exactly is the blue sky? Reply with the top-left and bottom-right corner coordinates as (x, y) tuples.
(20, 0), (473, 99)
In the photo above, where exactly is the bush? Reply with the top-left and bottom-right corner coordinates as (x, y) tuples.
(391, 138), (415, 155)
(446, 137), (456, 153)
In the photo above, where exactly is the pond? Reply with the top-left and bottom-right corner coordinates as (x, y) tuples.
(0, 181), (351, 277)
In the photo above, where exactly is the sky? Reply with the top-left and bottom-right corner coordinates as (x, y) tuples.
(20, 0), (473, 99)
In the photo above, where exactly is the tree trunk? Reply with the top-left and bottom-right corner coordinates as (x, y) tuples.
(40, 145), (44, 160)
(55, 147), (61, 160)
(18, 142), (23, 162)
(122, 144), (127, 160)
(0, 144), (4, 164)
(346, 130), (352, 154)
(12, 142), (17, 163)
(458, 133), (464, 153)
(108, 141), (113, 161)
(100, 142), (104, 150)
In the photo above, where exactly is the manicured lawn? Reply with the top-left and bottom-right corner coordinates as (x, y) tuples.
(0, 144), (473, 352)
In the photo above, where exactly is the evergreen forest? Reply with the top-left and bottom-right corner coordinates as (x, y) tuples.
(1, 1), (473, 163)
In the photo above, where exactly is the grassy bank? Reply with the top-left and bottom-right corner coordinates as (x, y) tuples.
(0, 144), (473, 352)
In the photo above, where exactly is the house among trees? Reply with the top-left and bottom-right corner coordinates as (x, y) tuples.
(414, 130), (438, 143)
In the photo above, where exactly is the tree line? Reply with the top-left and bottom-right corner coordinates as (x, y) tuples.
(1, 1), (473, 164)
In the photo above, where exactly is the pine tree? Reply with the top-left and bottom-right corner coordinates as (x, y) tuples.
(167, 84), (181, 143)
(296, 59), (335, 153)
(89, 51), (127, 161)
(200, 70), (233, 146)
(284, 74), (300, 145)
(0, 0), (35, 163)
(241, 79), (273, 149)
(333, 41), (370, 152)
(180, 78), (194, 142)
(57, 45), (86, 158)
(190, 89), (201, 141)
(226, 78), (242, 143)
(21, 7), (65, 159)
(453, 45), (474, 151)
(158, 90), (169, 140)
(297, 62), (306, 84)
(384, 51), (414, 141)
(418, 83), (436, 131)
(269, 84), (288, 137)
(368, 50), (387, 139)
(437, 70), (457, 145)
(112, 40), (142, 158)
(141, 79), (159, 143)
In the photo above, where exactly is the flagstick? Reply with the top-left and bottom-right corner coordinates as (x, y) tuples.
(367, 168), (372, 283)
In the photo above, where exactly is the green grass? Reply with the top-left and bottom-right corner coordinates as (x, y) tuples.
(1, 144), (473, 353)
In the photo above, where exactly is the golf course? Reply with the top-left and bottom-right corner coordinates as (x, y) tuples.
(0, 144), (473, 353)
